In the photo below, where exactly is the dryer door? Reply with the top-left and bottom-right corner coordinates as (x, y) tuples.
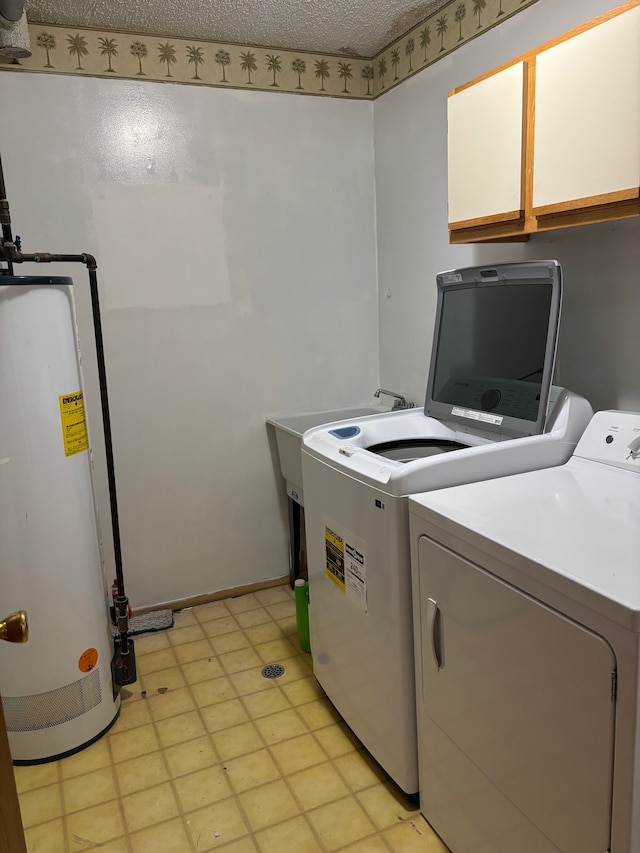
(416, 535), (615, 853)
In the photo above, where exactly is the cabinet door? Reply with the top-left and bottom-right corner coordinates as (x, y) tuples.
(448, 62), (527, 230)
(533, 5), (640, 216)
(416, 535), (615, 853)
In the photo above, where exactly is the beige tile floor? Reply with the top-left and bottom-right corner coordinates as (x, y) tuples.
(14, 585), (450, 853)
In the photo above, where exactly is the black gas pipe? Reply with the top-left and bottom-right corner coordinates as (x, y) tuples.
(0, 150), (136, 687)
(0, 148), (14, 275)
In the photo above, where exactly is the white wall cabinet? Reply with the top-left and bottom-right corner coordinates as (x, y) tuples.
(533, 5), (640, 217)
(447, 62), (527, 230)
(447, 0), (640, 244)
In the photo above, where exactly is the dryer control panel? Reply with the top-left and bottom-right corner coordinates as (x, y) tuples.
(574, 410), (640, 472)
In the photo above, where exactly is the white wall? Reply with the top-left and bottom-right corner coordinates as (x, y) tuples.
(2, 0), (639, 608)
(374, 0), (640, 412)
(0, 73), (379, 608)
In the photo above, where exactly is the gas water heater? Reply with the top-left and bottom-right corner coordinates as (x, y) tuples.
(0, 276), (120, 763)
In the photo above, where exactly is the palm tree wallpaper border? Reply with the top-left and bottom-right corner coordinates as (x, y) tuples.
(1, 0), (537, 99)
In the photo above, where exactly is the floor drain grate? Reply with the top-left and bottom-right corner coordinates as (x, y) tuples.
(261, 663), (285, 679)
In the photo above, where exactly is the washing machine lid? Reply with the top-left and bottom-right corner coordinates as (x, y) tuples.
(424, 261), (562, 440)
(409, 411), (640, 630)
(302, 387), (592, 497)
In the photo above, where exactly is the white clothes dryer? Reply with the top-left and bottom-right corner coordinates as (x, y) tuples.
(301, 261), (593, 794)
(410, 409), (640, 853)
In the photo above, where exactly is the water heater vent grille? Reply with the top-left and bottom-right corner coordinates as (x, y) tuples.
(2, 669), (102, 731)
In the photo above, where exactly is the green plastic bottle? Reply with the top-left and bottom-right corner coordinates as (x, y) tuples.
(294, 579), (311, 653)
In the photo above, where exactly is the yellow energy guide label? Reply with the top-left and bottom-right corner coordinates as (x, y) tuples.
(59, 391), (89, 456)
(324, 523), (368, 611)
(325, 526), (345, 591)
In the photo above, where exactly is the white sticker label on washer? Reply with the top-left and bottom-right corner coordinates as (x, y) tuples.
(451, 406), (503, 425)
(345, 541), (367, 613)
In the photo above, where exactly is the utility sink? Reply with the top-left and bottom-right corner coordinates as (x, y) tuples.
(267, 405), (389, 585)
(267, 407), (385, 505)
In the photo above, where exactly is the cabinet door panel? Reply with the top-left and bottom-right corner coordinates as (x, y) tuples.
(533, 6), (640, 213)
(448, 62), (526, 228)
(417, 535), (615, 853)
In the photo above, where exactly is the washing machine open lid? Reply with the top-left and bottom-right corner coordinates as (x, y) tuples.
(424, 261), (562, 440)
(301, 261), (591, 496)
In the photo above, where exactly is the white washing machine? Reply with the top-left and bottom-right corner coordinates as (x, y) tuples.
(409, 410), (640, 853)
(301, 261), (593, 794)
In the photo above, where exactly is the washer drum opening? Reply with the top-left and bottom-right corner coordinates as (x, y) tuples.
(365, 439), (468, 464)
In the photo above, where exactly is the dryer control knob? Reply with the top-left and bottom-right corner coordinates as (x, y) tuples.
(627, 434), (640, 456)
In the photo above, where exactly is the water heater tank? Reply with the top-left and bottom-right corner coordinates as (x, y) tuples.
(0, 276), (120, 763)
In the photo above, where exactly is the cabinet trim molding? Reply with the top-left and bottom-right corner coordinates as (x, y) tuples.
(533, 188), (640, 219)
(449, 208), (525, 231)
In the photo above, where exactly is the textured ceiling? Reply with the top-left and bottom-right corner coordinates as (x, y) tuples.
(24, 0), (451, 57)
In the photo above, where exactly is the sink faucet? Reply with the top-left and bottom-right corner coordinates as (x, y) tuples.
(374, 388), (415, 410)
